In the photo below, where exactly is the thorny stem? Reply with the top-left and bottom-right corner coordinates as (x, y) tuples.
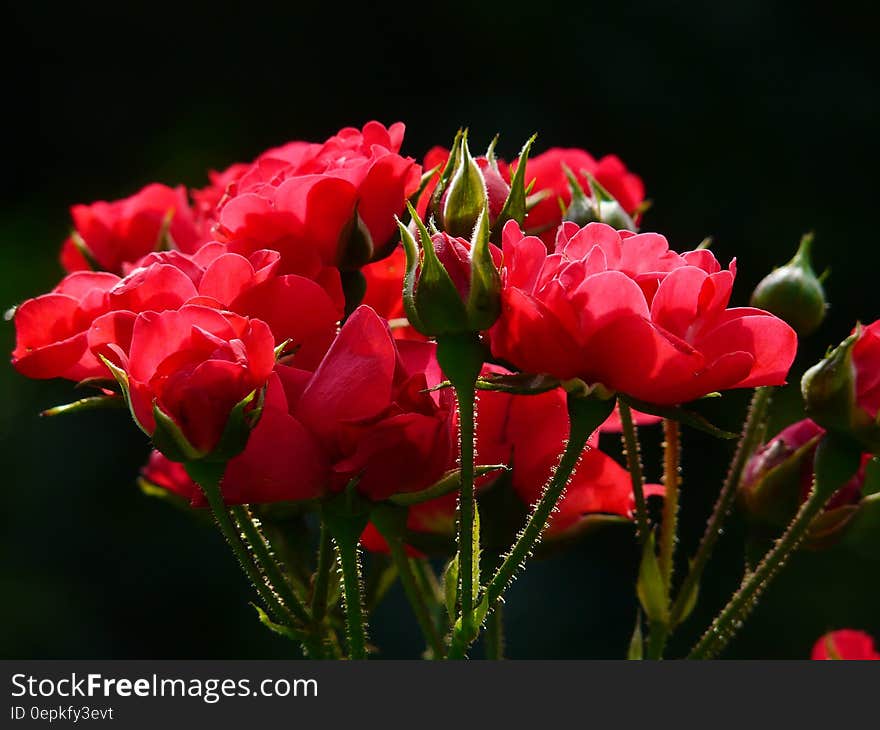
(618, 401), (651, 544)
(387, 540), (446, 659)
(658, 419), (681, 591)
(485, 605), (505, 660)
(185, 462), (294, 627)
(334, 529), (369, 660)
(447, 394), (611, 659)
(454, 381), (478, 626)
(688, 434), (862, 659)
(311, 516), (334, 623)
(669, 387), (773, 627)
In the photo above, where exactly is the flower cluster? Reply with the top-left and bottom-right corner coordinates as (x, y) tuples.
(15, 119), (874, 662)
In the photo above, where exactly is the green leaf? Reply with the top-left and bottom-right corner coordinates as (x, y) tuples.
(443, 557), (459, 621)
(252, 604), (306, 643)
(388, 464), (508, 506)
(41, 395), (125, 417)
(620, 395), (737, 439)
(627, 612), (644, 660)
(466, 206), (501, 330)
(475, 372), (562, 395)
(138, 478), (191, 511)
(636, 532), (669, 625)
(494, 134), (537, 234)
(674, 560), (700, 626)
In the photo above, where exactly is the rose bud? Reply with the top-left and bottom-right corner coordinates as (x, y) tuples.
(802, 320), (880, 454)
(563, 168), (637, 232)
(399, 204), (502, 337)
(739, 418), (872, 548)
(93, 304), (275, 463)
(750, 233), (827, 336)
(812, 630), (880, 660)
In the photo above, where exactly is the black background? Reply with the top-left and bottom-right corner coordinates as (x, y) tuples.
(1, 1), (878, 659)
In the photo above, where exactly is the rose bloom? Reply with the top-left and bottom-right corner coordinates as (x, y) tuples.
(219, 306), (455, 504)
(812, 630), (880, 660)
(851, 320), (880, 421)
(362, 370), (663, 554)
(213, 121), (421, 272)
(60, 183), (205, 274)
(489, 221), (797, 405)
(13, 241), (343, 381)
(96, 304), (276, 455)
(517, 148), (645, 243)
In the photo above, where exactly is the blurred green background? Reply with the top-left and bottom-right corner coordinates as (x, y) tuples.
(2, 1), (878, 659)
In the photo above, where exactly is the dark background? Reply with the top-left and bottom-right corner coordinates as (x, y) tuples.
(2, 1), (878, 659)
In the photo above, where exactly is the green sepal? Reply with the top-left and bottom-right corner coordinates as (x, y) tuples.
(561, 164), (596, 227)
(441, 130), (487, 239)
(627, 611), (644, 660)
(397, 213), (427, 334)
(155, 208), (178, 252)
(493, 134), (536, 235)
(98, 354), (149, 436)
(388, 464), (508, 506)
(673, 559), (700, 626)
(585, 173), (637, 231)
(840, 491), (880, 559)
(636, 531), (669, 625)
(407, 165), (442, 211)
(68, 230), (101, 271)
(323, 480), (372, 545)
(620, 395), (737, 439)
(443, 557), (459, 621)
(410, 205), (470, 336)
(466, 206), (501, 330)
(41, 395), (126, 417)
(152, 403), (205, 463)
(802, 330), (880, 453)
(138, 477), (192, 511)
(429, 129), (463, 217)
(208, 388), (265, 462)
(337, 208), (375, 270)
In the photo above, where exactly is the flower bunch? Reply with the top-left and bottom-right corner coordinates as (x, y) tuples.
(10, 120), (876, 660)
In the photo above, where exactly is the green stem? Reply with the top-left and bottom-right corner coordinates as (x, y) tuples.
(688, 434), (862, 659)
(454, 381), (478, 623)
(387, 541), (446, 659)
(485, 606), (505, 660)
(334, 529), (369, 660)
(658, 419), (680, 590)
(230, 506), (312, 626)
(311, 516), (334, 622)
(669, 386), (772, 626)
(618, 401), (651, 544)
(185, 462), (292, 626)
(447, 393), (613, 658)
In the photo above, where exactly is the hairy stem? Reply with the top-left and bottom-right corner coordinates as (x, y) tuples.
(669, 387), (772, 626)
(618, 401), (651, 544)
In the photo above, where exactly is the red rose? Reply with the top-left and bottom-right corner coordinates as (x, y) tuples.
(97, 304), (275, 455)
(852, 321), (880, 420)
(812, 630), (880, 660)
(215, 122), (421, 271)
(140, 450), (201, 503)
(222, 306), (455, 504)
(489, 221), (797, 405)
(192, 163), (251, 225)
(515, 148), (645, 244)
(60, 184), (205, 274)
(12, 271), (120, 380)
